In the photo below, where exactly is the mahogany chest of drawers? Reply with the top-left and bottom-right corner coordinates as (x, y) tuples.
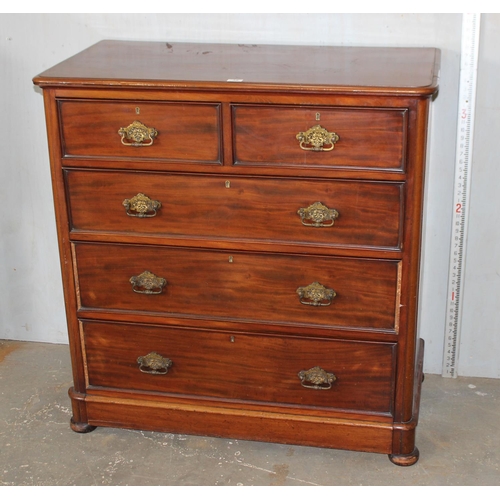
(34, 41), (439, 466)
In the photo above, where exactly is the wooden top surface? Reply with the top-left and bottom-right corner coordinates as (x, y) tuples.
(33, 40), (440, 95)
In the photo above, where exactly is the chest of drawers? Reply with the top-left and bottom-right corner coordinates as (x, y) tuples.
(34, 41), (439, 466)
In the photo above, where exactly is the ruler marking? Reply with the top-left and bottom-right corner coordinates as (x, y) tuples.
(442, 13), (480, 378)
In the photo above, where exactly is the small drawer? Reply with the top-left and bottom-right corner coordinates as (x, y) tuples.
(74, 243), (401, 333)
(65, 169), (403, 250)
(58, 99), (221, 163)
(232, 105), (407, 171)
(83, 321), (396, 414)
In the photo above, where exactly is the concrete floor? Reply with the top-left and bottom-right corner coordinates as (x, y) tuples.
(1, 339), (499, 486)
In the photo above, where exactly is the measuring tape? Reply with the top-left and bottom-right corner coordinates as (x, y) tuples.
(442, 13), (481, 378)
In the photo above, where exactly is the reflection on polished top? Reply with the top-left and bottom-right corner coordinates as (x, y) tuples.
(33, 40), (440, 94)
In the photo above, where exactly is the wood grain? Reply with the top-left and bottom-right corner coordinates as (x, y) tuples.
(233, 105), (406, 170)
(59, 99), (221, 162)
(34, 41), (438, 463)
(83, 321), (396, 414)
(74, 242), (400, 332)
(65, 169), (403, 251)
(34, 40), (440, 96)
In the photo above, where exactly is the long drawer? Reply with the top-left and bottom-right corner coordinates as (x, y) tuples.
(232, 105), (407, 171)
(65, 169), (403, 250)
(82, 321), (396, 414)
(58, 100), (221, 163)
(74, 243), (400, 332)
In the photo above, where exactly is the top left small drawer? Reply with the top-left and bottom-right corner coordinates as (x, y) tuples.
(58, 100), (222, 163)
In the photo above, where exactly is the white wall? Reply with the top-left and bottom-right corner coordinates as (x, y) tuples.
(0, 13), (495, 377)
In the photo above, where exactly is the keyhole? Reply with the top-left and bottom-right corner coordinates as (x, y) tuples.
(225, 180), (231, 188)
(136, 107), (140, 114)
(316, 112), (321, 121)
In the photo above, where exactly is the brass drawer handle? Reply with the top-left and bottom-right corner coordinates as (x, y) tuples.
(123, 193), (161, 218)
(130, 270), (167, 295)
(296, 281), (336, 307)
(298, 366), (336, 390)
(298, 202), (339, 227)
(296, 124), (339, 152)
(137, 352), (173, 375)
(118, 120), (158, 147)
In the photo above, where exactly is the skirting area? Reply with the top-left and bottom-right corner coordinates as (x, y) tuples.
(1, 339), (499, 486)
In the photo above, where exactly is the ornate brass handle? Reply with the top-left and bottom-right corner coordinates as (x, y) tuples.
(130, 271), (167, 295)
(296, 124), (339, 152)
(298, 202), (339, 227)
(118, 120), (158, 147)
(137, 352), (173, 375)
(298, 366), (336, 390)
(123, 193), (161, 218)
(296, 281), (336, 307)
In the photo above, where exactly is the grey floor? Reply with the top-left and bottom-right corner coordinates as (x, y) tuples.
(1, 339), (499, 486)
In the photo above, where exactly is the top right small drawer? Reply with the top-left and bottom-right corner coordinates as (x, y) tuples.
(232, 105), (407, 172)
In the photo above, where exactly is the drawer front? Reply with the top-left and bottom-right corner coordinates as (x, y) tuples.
(58, 100), (221, 163)
(75, 243), (400, 332)
(66, 169), (403, 250)
(233, 105), (406, 170)
(83, 321), (396, 414)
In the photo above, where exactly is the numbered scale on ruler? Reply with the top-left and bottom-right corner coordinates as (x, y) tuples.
(443, 13), (480, 378)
